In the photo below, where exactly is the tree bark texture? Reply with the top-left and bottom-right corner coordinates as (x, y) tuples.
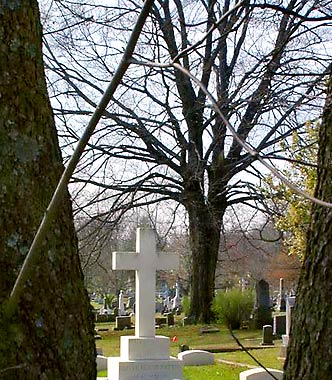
(0, 1), (96, 379)
(187, 208), (221, 323)
(184, 178), (226, 323)
(283, 74), (332, 379)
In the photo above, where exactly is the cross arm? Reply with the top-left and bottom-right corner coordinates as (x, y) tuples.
(158, 252), (179, 270)
(112, 251), (138, 270)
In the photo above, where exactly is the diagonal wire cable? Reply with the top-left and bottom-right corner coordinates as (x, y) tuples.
(229, 327), (280, 380)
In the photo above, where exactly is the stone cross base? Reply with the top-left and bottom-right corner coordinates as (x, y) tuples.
(108, 357), (182, 380)
(108, 336), (183, 380)
(120, 336), (171, 360)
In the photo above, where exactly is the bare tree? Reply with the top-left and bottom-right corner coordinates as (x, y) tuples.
(44, 0), (332, 322)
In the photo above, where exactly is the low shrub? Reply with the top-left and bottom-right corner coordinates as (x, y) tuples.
(212, 288), (254, 329)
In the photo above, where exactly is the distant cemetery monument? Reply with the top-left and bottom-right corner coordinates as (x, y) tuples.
(253, 279), (272, 329)
(276, 278), (286, 312)
(109, 227), (183, 380)
(280, 295), (296, 358)
(118, 290), (126, 316)
(171, 282), (181, 313)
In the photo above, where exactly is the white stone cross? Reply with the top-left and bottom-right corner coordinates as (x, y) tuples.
(112, 227), (179, 338)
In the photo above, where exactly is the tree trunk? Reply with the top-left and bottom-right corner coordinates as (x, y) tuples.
(185, 182), (224, 323)
(0, 1), (96, 379)
(283, 75), (332, 379)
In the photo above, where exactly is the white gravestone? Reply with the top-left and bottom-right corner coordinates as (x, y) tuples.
(172, 282), (181, 311)
(280, 295), (296, 358)
(277, 278), (286, 311)
(285, 296), (296, 336)
(108, 228), (183, 380)
(239, 368), (283, 380)
(178, 350), (214, 366)
(118, 290), (126, 316)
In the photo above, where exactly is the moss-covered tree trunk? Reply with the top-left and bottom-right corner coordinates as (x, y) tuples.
(283, 75), (332, 379)
(0, 1), (96, 379)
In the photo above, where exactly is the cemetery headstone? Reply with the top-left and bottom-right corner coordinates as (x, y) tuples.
(115, 316), (132, 331)
(276, 278), (286, 312)
(280, 295), (296, 358)
(108, 227), (182, 380)
(177, 350), (215, 366)
(285, 295), (296, 336)
(155, 300), (163, 313)
(96, 355), (107, 372)
(253, 279), (272, 329)
(199, 326), (220, 334)
(126, 296), (134, 310)
(273, 315), (286, 336)
(171, 282), (181, 311)
(164, 312), (175, 326)
(118, 290), (126, 316)
(262, 325), (273, 345)
(99, 297), (112, 315)
(155, 316), (167, 326)
(163, 296), (172, 312)
(240, 368), (283, 380)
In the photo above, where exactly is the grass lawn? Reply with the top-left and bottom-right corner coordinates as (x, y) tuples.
(183, 363), (245, 380)
(95, 318), (284, 379)
(217, 347), (284, 370)
(98, 365), (244, 380)
(95, 319), (266, 356)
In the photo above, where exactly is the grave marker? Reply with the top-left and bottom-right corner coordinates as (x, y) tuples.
(253, 279), (272, 329)
(279, 295), (296, 358)
(273, 314), (286, 336)
(171, 282), (181, 311)
(286, 296), (296, 336)
(118, 290), (126, 316)
(240, 368), (283, 380)
(262, 325), (273, 345)
(178, 350), (214, 366)
(109, 227), (182, 380)
(115, 316), (132, 331)
(112, 227), (179, 337)
(276, 278), (286, 312)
